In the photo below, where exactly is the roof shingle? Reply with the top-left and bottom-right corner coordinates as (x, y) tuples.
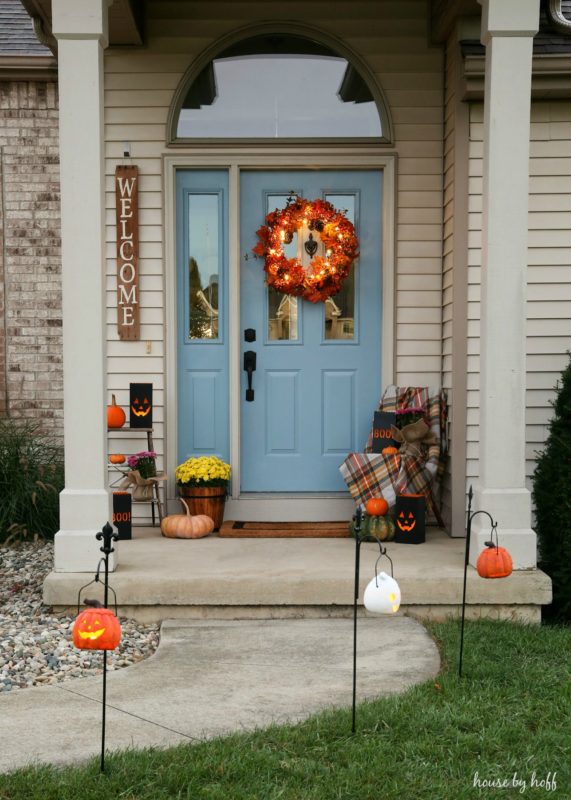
(0, 0), (51, 57)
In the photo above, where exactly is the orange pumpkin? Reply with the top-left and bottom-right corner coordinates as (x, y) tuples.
(477, 542), (513, 579)
(365, 497), (389, 517)
(107, 394), (126, 429)
(109, 453), (126, 464)
(161, 498), (215, 539)
(382, 446), (399, 455)
(73, 602), (121, 650)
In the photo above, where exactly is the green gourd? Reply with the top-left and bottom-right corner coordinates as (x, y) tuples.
(349, 513), (395, 541)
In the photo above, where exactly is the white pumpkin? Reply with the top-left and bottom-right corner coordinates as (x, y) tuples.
(363, 571), (401, 614)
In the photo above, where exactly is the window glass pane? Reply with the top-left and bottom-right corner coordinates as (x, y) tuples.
(177, 54), (382, 139)
(324, 194), (356, 340)
(267, 194), (299, 341)
(188, 194), (220, 340)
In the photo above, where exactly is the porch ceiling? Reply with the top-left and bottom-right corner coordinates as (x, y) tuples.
(20, 0), (143, 53)
(430, 0), (481, 44)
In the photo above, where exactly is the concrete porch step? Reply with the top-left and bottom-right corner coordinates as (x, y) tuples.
(44, 527), (552, 623)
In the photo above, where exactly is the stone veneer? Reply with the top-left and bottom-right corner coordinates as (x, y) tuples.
(0, 80), (62, 437)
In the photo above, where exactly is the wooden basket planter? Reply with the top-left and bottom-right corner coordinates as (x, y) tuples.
(178, 485), (227, 531)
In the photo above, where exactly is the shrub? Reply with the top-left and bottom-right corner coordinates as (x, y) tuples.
(532, 353), (571, 622)
(0, 419), (64, 543)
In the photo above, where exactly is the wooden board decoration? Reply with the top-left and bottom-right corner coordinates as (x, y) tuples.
(129, 382), (153, 428)
(371, 411), (397, 453)
(113, 491), (132, 540)
(115, 165), (140, 340)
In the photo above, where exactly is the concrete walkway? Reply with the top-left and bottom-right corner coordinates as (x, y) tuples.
(1, 617), (440, 773)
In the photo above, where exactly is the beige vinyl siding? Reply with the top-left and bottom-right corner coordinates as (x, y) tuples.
(441, 36), (456, 526)
(467, 100), (571, 493)
(104, 0), (444, 513)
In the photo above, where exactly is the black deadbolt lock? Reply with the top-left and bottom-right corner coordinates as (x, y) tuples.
(244, 328), (256, 343)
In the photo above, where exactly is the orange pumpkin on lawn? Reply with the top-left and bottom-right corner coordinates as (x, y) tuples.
(73, 601), (121, 650)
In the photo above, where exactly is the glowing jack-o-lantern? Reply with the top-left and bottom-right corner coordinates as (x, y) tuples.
(72, 602), (122, 651)
(394, 493), (426, 544)
(129, 382), (153, 428)
(364, 571), (401, 614)
(131, 395), (151, 418)
(397, 511), (416, 532)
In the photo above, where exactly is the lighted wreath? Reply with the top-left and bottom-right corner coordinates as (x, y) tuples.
(252, 195), (359, 303)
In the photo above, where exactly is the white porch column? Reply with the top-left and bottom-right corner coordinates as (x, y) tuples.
(52, 0), (114, 571)
(471, 0), (540, 569)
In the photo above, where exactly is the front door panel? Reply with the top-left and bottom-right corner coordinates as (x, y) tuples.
(240, 170), (382, 492)
(177, 170), (229, 465)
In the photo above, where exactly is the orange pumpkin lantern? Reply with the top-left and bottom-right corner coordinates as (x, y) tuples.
(365, 497), (389, 517)
(476, 541), (513, 579)
(109, 453), (126, 465)
(73, 601), (121, 650)
(107, 394), (126, 429)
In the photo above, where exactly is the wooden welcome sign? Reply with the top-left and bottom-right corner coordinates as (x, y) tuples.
(115, 165), (140, 340)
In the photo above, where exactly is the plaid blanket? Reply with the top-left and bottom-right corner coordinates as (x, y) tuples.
(339, 386), (447, 513)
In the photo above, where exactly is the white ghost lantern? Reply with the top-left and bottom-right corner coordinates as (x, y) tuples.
(364, 571), (401, 614)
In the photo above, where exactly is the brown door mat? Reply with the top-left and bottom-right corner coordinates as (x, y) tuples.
(218, 520), (350, 538)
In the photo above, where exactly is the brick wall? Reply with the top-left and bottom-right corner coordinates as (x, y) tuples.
(0, 80), (62, 438)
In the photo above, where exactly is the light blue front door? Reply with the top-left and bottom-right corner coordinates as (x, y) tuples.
(240, 170), (382, 492)
(177, 170), (229, 465)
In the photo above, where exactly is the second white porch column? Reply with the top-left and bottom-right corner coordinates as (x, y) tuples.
(52, 0), (114, 572)
(471, 0), (540, 568)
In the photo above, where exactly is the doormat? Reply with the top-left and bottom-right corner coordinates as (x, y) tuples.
(218, 521), (350, 538)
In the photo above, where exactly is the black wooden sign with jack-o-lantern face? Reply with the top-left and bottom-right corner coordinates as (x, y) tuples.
(129, 382), (153, 428)
(394, 493), (426, 544)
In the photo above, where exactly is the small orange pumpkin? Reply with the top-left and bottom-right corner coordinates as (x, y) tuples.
(382, 446), (399, 455)
(109, 453), (126, 464)
(365, 497), (389, 517)
(72, 600), (121, 650)
(476, 542), (513, 579)
(161, 498), (215, 539)
(107, 394), (126, 429)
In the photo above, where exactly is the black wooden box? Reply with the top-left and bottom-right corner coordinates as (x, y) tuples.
(394, 493), (426, 544)
(113, 491), (132, 540)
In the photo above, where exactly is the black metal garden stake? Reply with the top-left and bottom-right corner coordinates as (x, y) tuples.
(95, 522), (119, 773)
(351, 509), (393, 733)
(352, 507), (362, 734)
(76, 524), (119, 774)
(459, 487), (497, 677)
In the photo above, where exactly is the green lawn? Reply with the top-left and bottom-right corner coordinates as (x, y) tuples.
(1, 620), (569, 800)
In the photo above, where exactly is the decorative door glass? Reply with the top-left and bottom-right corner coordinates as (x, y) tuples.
(187, 193), (222, 340)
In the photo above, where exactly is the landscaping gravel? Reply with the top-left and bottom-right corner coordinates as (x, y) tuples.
(0, 541), (159, 692)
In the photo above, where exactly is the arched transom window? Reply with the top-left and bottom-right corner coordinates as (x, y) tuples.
(171, 33), (389, 141)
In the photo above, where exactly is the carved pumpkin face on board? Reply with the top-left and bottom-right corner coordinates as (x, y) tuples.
(72, 606), (122, 651)
(131, 395), (151, 418)
(397, 510), (416, 532)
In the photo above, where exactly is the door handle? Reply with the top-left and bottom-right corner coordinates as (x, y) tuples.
(243, 350), (257, 402)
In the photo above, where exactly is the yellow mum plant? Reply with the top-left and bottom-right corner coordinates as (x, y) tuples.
(175, 455), (231, 488)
